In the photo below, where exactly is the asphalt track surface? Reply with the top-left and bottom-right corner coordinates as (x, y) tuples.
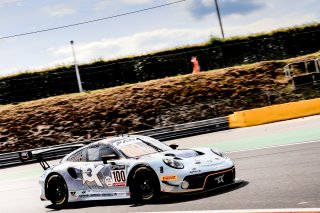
(1, 115), (320, 213)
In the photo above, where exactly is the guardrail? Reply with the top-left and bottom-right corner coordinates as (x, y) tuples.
(135, 116), (228, 141)
(0, 116), (229, 169)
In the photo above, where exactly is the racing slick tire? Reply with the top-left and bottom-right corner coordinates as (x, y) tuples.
(130, 167), (160, 204)
(46, 174), (68, 207)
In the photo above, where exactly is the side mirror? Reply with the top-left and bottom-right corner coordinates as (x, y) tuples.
(169, 144), (179, 150)
(101, 154), (118, 164)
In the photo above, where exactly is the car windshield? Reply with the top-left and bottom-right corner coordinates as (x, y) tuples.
(112, 137), (170, 158)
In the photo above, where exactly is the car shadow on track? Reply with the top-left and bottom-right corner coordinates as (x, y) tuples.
(154, 180), (249, 205)
(46, 181), (249, 210)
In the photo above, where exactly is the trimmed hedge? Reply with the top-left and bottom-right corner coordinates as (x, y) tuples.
(0, 24), (319, 105)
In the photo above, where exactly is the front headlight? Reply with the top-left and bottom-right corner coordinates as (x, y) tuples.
(211, 148), (228, 159)
(163, 158), (184, 169)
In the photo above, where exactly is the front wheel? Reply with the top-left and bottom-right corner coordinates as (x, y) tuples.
(46, 174), (68, 207)
(129, 167), (160, 203)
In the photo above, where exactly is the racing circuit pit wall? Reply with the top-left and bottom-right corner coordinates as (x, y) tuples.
(228, 97), (320, 128)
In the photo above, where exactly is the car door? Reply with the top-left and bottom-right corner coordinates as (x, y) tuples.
(80, 144), (127, 194)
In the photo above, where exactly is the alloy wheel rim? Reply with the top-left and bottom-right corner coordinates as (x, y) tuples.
(140, 178), (154, 198)
(50, 179), (66, 202)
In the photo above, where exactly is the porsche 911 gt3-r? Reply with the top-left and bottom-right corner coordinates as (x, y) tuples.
(22, 135), (240, 207)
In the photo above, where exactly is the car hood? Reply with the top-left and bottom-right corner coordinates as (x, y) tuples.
(141, 149), (199, 158)
(139, 149), (229, 168)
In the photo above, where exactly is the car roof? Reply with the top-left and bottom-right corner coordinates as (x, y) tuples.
(93, 136), (123, 145)
(89, 135), (147, 146)
(61, 135), (143, 162)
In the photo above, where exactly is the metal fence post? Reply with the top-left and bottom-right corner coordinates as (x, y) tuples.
(70, 40), (84, 93)
(315, 59), (320, 73)
(157, 108), (163, 127)
(265, 91), (272, 105)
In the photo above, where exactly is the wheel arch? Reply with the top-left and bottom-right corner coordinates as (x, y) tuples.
(44, 172), (68, 200)
(126, 164), (159, 187)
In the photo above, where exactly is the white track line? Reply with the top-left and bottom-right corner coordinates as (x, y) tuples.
(138, 208), (320, 213)
(225, 139), (320, 154)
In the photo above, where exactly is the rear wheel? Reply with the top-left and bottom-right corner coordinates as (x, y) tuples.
(130, 167), (160, 203)
(46, 174), (68, 207)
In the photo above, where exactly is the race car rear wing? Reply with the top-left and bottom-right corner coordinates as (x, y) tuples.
(18, 150), (50, 170)
(18, 144), (84, 170)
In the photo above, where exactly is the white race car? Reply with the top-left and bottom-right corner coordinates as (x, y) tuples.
(22, 135), (240, 207)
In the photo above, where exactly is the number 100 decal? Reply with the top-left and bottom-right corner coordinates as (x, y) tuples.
(111, 170), (126, 186)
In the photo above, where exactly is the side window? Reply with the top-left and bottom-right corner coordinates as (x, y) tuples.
(87, 146), (100, 162)
(86, 144), (119, 162)
(67, 148), (85, 162)
(99, 145), (117, 159)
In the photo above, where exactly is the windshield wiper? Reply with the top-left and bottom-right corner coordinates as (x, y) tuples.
(138, 138), (163, 152)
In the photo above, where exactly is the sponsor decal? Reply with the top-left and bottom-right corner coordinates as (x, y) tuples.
(114, 138), (137, 147)
(70, 191), (76, 197)
(161, 175), (178, 181)
(82, 164), (104, 187)
(111, 165), (125, 170)
(111, 169), (126, 186)
(105, 176), (113, 187)
(78, 192), (126, 198)
(20, 152), (31, 160)
(190, 167), (201, 174)
(113, 182), (126, 186)
(189, 169), (201, 174)
(215, 174), (224, 184)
